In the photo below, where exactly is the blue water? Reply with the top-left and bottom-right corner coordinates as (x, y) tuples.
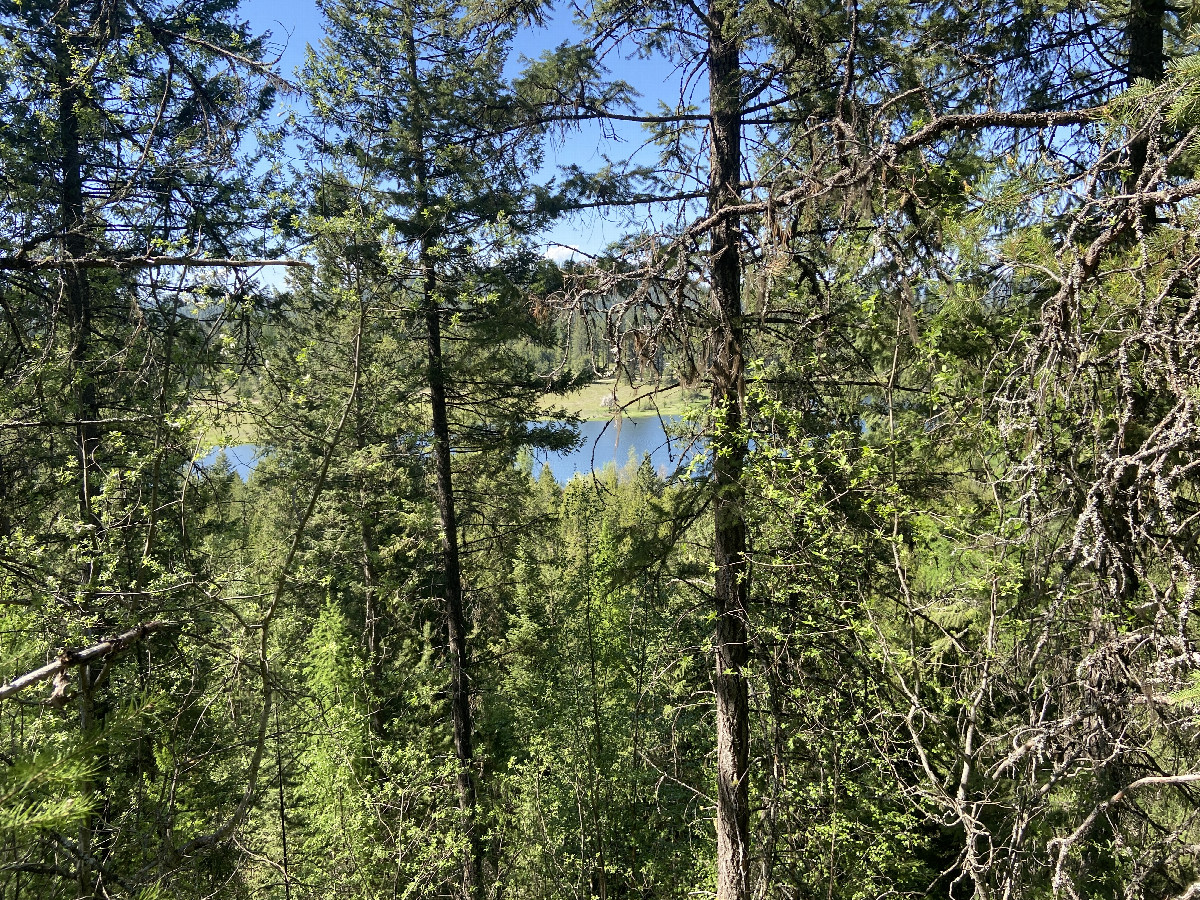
(536, 416), (700, 483)
(198, 444), (261, 481)
(200, 419), (699, 486)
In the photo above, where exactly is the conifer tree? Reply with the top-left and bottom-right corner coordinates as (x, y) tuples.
(513, 0), (966, 893)
(509, 0), (1196, 895)
(303, 1), (574, 894)
(0, 1), (294, 895)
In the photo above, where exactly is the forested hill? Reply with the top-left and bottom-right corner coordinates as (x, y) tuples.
(2, 1), (1200, 898)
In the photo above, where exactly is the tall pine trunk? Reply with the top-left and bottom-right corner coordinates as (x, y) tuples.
(707, 4), (750, 899)
(405, 20), (482, 896)
(55, 14), (98, 540)
(1126, 0), (1165, 226)
(422, 251), (483, 900)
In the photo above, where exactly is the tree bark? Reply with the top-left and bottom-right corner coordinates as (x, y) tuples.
(54, 15), (106, 898)
(354, 390), (386, 738)
(1126, 0), (1164, 91)
(1126, 0), (1165, 226)
(707, 4), (750, 900)
(423, 253), (483, 900)
(404, 15), (481, 896)
(54, 12), (98, 539)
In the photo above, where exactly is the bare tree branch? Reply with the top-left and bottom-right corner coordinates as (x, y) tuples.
(0, 256), (311, 272)
(0, 622), (176, 703)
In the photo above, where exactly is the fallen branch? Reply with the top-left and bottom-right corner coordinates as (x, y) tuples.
(0, 622), (175, 703)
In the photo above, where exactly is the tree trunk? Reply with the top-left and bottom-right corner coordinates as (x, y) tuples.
(401, 8), (481, 894)
(1126, 0), (1165, 226)
(55, 15), (106, 899)
(55, 12), (98, 538)
(423, 253), (483, 900)
(355, 392), (386, 738)
(707, 4), (750, 900)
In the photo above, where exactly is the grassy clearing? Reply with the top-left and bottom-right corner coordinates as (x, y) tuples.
(194, 385), (257, 450)
(200, 414), (255, 448)
(548, 377), (708, 421)
(201, 378), (702, 445)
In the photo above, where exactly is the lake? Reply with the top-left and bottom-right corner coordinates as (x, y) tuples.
(536, 416), (701, 483)
(200, 417), (699, 485)
(198, 444), (262, 481)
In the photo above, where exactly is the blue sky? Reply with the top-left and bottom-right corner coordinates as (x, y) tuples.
(240, 0), (683, 259)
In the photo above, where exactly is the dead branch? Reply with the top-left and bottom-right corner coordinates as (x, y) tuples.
(0, 622), (176, 703)
(0, 256), (311, 272)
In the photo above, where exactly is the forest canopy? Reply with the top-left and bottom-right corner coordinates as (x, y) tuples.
(2, 0), (1200, 899)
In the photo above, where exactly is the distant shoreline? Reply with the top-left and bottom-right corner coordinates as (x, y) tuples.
(548, 376), (706, 422)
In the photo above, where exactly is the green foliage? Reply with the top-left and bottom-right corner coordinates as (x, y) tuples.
(0, 747), (97, 837)
(490, 460), (714, 899)
(4, 0), (1200, 898)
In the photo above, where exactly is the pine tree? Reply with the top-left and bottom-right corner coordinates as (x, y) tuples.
(0, 1), (292, 895)
(302, 1), (575, 894)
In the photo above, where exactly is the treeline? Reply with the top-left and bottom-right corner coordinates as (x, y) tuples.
(2, 0), (1200, 899)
